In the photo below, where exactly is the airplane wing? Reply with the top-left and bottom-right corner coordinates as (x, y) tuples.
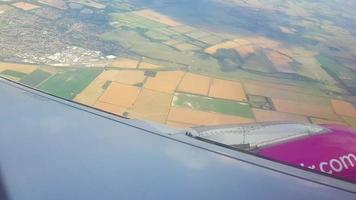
(0, 77), (355, 200)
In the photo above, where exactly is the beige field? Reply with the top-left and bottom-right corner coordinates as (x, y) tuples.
(279, 26), (296, 34)
(144, 71), (185, 94)
(166, 120), (197, 128)
(243, 81), (330, 104)
(174, 42), (200, 51)
(243, 80), (322, 96)
(129, 89), (173, 123)
(12, 2), (40, 10)
(267, 51), (293, 66)
(163, 39), (183, 46)
(331, 99), (356, 118)
(342, 117), (356, 128)
(93, 101), (128, 116)
(0, 62), (37, 74)
(252, 108), (309, 123)
(234, 45), (255, 58)
(138, 62), (162, 69)
(205, 36), (282, 55)
(249, 37), (280, 48)
(272, 98), (341, 120)
(233, 38), (252, 46)
(295, 56), (336, 83)
(209, 79), (247, 102)
(111, 70), (145, 85)
(110, 58), (139, 69)
(99, 82), (140, 108)
(310, 117), (349, 126)
(198, 35), (224, 45)
(38, 0), (67, 10)
(205, 40), (240, 54)
(177, 73), (211, 96)
(132, 9), (182, 27)
(0, 5), (12, 15)
(170, 25), (195, 33)
(69, 0), (105, 9)
(167, 107), (255, 126)
(74, 76), (107, 106)
(186, 31), (211, 39)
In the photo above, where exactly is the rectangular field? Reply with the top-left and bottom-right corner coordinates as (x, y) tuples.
(12, 2), (40, 10)
(167, 107), (255, 126)
(252, 108), (309, 123)
(272, 98), (341, 120)
(19, 69), (51, 87)
(98, 82), (140, 108)
(177, 73), (211, 96)
(144, 71), (185, 94)
(132, 9), (182, 27)
(129, 89), (173, 123)
(38, 0), (68, 10)
(38, 68), (102, 99)
(172, 93), (254, 118)
(209, 79), (247, 102)
(331, 99), (356, 118)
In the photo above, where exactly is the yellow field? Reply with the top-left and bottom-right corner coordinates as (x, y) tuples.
(252, 108), (309, 123)
(170, 25), (195, 33)
(234, 45), (255, 58)
(331, 100), (356, 118)
(109, 58), (139, 69)
(144, 71), (185, 94)
(0, 5), (12, 14)
(272, 98), (341, 120)
(68, 0), (105, 9)
(129, 89), (173, 123)
(138, 62), (162, 69)
(111, 70), (145, 85)
(0, 62), (37, 74)
(99, 82), (140, 108)
(205, 40), (240, 54)
(248, 36), (280, 48)
(209, 79), (247, 102)
(12, 2), (40, 10)
(163, 39), (182, 46)
(132, 9), (182, 27)
(243, 81), (330, 104)
(38, 0), (67, 10)
(173, 43), (200, 51)
(204, 37), (259, 54)
(310, 117), (349, 126)
(342, 117), (356, 128)
(198, 35), (224, 45)
(74, 76), (107, 106)
(295, 56), (336, 83)
(266, 51), (293, 66)
(177, 73), (211, 96)
(168, 107), (255, 126)
(166, 120), (197, 128)
(93, 101), (128, 116)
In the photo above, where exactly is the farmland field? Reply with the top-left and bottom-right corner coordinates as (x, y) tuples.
(0, 0), (355, 130)
(38, 68), (102, 99)
(172, 93), (254, 118)
(19, 69), (51, 87)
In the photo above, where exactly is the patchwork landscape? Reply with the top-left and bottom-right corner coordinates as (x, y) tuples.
(0, 0), (355, 128)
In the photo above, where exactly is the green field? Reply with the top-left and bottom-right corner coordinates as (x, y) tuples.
(20, 69), (51, 87)
(173, 93), (254, 118)
(316, 54), (356, 90)
(101, 29), (220, 70)
(0, 70), (26, 79)
(37, 68), (102, 99)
